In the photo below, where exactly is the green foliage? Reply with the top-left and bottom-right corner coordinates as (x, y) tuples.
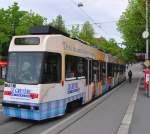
(69, 25), (80, 38)
(0, 79), (4, 85)
(117, 0), (150, 61)
(71, 21), (125, 61)
(0, 2), (46, 57)
(16, 11), (47, 35)
(50, 15), (67, 33)
(79, 21), (94, 41)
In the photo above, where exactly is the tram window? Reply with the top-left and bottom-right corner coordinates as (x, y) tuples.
(117, 65), (119, 72)
(99, 62), (102, 80)
(98, 62), (101, 81)
(119, 65), (122, 73)
(6, 52), (44, 84)
(102, 62), (106, 73)
(92, 60), (99, 82)
(107, 63), (112, 76)
(15, 37), (40, 45)
(83, 59), (88, 84)
(112, 64), (115, 76)
(101, 62), (106, 80)
(89, 60), (92, 84)
(120, 65), (122, 74)
(115, 64), (118, 72)
(77, 57), (85, 77)
(118, 65), (120, 73)
(123, 66), (125, 73)
(42, 53), (61, 83)
(65, 55), (86, 79)
(121, 65), (125, 74)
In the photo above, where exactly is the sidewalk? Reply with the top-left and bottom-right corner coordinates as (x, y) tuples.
(128, 80), (150, 134)
(58, 80), (141, 134)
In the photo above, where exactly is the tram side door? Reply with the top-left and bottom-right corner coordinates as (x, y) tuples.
(92, 60), (99, 97)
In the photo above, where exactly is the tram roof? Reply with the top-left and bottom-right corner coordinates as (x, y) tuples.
(9, 34), (121, 63)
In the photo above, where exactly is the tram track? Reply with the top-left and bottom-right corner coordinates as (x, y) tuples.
(14, 122), (36, 134)
(0, 118), (36, 134)
(0, 115), (67, 134)
(0, 117), (14, 126)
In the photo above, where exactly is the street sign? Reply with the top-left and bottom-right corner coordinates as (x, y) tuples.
(142, 31), (149, 39)
(144, 60), (150, 67)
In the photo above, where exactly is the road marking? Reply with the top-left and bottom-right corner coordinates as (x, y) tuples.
(41, 81), (126, 134)
(116, 78), (141, 134)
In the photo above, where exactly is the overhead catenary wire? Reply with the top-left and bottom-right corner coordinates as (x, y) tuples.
(66, 20), (117, 27)
(66, 20), (117, 26)
(68, 0), (110, 37)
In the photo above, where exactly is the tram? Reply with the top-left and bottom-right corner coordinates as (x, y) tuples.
(2, 26), (126, 120)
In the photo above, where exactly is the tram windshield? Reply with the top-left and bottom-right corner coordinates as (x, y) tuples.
(6, 52), (43, 84)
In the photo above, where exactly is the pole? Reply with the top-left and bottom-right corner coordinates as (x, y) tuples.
(146, 0), (149, 60)
(145, 0), (150, 97)
(148, 75), (150, 97)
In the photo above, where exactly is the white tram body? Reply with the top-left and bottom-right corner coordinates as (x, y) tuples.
(2, 30), (126, 120)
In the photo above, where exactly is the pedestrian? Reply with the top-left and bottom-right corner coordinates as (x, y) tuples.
(128, 70), (132, 83)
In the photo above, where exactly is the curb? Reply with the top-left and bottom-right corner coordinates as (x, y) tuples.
(41, 81), (126, 134)
(116, 78), (141, 134)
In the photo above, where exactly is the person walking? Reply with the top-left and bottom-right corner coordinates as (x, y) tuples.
(128, 70), (132, 83)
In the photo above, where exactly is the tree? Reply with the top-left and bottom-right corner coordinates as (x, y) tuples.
(50, 15), (67, 32)
(69, 25), (80, 38)
(117, 0), (150, 61)
(16, 11), (47, 35)
(79, 21), (94, 42)
(7, 2), (25, 36)
(0, 2), (46, 57)
(0, 3), (24, 53)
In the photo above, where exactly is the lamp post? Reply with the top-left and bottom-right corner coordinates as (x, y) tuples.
(146, 0), (149, 60)
(143, 0), (149, 66)
(144, 0), (150, 97)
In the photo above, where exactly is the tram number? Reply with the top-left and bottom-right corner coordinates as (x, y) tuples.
(68, 83), (79, 94)
(5, 83), (16, 88)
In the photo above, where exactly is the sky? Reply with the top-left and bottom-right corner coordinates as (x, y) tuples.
(0, 0), (128, 43)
